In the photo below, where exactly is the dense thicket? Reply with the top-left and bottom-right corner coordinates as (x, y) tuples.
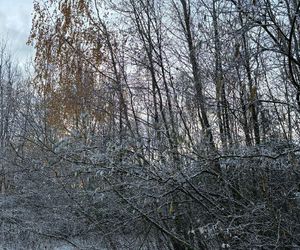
(2, 0), (300, 249)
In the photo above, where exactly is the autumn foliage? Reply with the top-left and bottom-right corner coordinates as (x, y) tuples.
(28, 0), (111, 133)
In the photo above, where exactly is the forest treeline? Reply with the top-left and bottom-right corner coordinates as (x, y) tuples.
(1, 0), (300, 249)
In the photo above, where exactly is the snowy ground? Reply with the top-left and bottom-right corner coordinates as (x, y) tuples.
(1, 194), (105, 249)
(0, 240), (106, 250)
(0, 243), (76, 250)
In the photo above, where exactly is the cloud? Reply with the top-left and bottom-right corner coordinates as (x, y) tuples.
(0, 0), (34, 65)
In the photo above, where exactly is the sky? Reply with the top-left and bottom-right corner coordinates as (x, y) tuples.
(0, 0), (34, 65)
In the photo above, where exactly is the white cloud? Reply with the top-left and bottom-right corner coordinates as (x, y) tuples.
(0, 0), (34, 65)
